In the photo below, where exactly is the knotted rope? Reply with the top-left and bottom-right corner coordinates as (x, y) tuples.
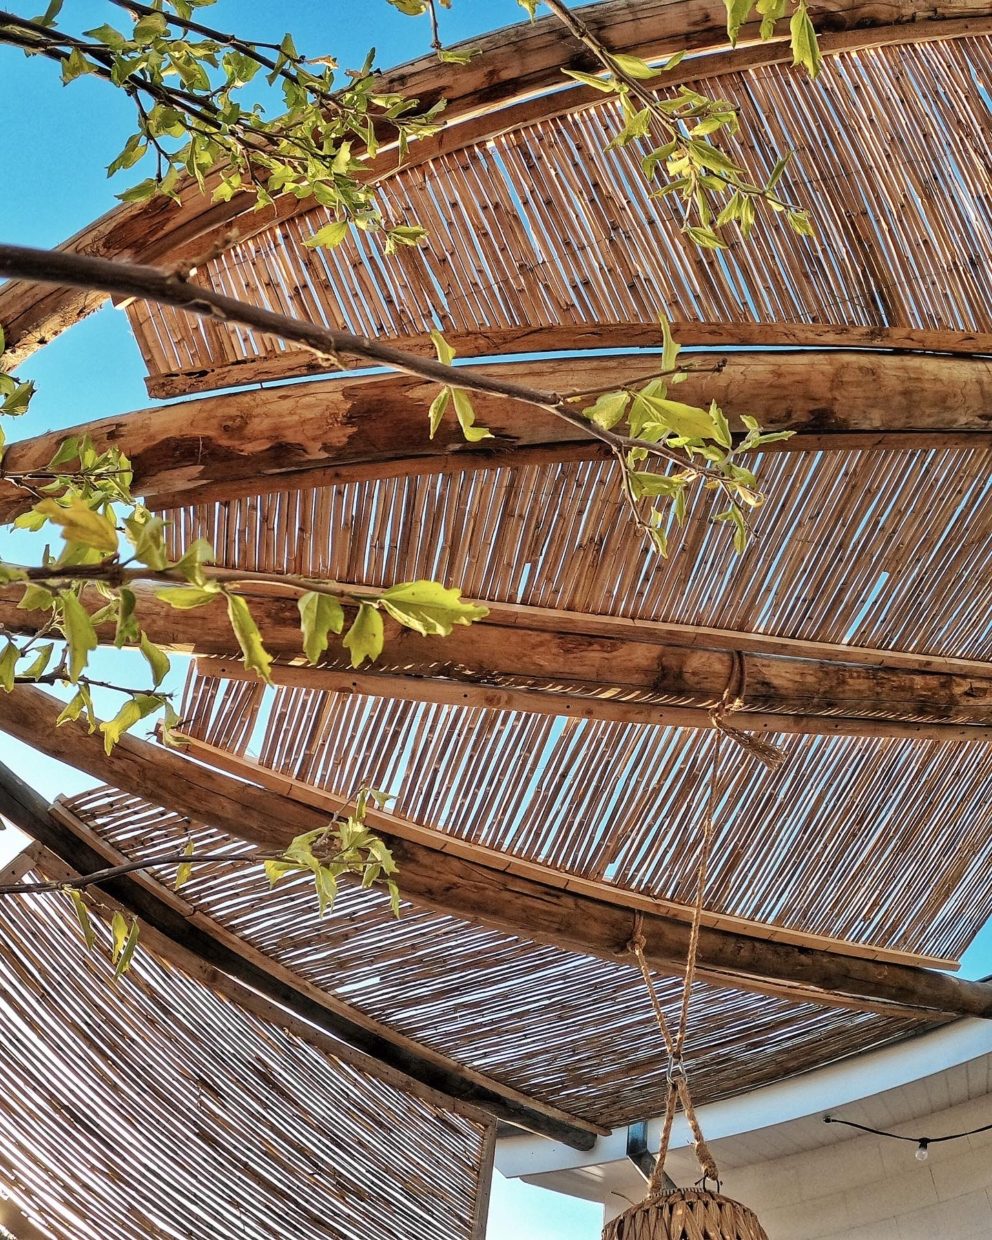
(709, 650), (786, 771)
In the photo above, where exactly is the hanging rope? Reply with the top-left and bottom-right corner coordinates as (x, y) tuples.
(627, 728), (724, 1195)
(710, 651), (787, 771)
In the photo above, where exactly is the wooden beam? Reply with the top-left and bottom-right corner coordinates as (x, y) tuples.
(1, 684), (991, 1022)
(3, 349), (992, 522)
(3, 0), (989, 368)
(143, 324), (992, 399)
(0, 757), (601, 1148)
(197, 657), (992, 744)
(171, 730), (959, 973)
(4, 574), (992, 738)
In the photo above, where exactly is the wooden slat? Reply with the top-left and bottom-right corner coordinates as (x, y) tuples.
(0, 814), (492, 1238)
(4, 0), (991, 370)
(61, 782), (935, 1128)
(0, 762), (602, 1148)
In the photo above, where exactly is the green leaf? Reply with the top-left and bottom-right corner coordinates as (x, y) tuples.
(58, 592), (98, 683)
(98, 693), (162, 754)
(684, 225), (727, 251)
(116, 178), (159, 205)
(66, 889), (96, 951)
(17, 584), (54, 612)
(19, 643), (53, 681)
(659, 314), (681, 373)
(34, 498), (118, 554)
(297, 590), (345, 663)
(562, 69), (616, 93)
(113, 917), (140, 980)
(170, 538), (215, 585)
(582, 390), (630, 431)
(124, 512), (168, 569)
(787, 208), (815, 237)
(61, 48), (95, 85)
(154, 585), (222, 609)
(56, 684), (95, 730)
(790, 2), (822, 77)
(451, 388), (493, 442)
(1, 381), (35, 416)
(174, 839), (195, 891)
(303, 219), (350, 249)
(115, 587), (140, 648)
(379, 580), (488, 637)
(430, 329), (455, 366)
(428, 387), (451, 439)
(710, 402), (733, 449)
(133, 10), (168, 41)
(726, 0), (754, 44)
(139, 631), (171, 688)
(342, 602), (384, 667)
(111, 910), (129, 962)
(263, 858), (298, 886)
(610, 53), (658, 80)
(642, 395), (719, 440)
(0, 643), (18, 692)
(438, 46), (481, 64)
(226, 593), (273, 681)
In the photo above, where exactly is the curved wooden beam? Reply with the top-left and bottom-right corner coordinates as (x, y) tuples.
(3, 0), (990, 369)
(1, 684), (991, 1023)
(4, 576), (992, 739)
(169, 730), (957, 973)
(143, 323), (992, 400)
(2, 348), (990, 524)
(0, 755), (603, 1148)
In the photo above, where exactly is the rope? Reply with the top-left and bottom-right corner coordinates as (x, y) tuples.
(626, 730), (722, 1188)
(709, 650), (787, 771)
(648, 1081), (678, 1195)
(676, 730), (721, 1057)
(627, 656), (766, 1194)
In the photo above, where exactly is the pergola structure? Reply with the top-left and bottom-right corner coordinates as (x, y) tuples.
(3, 0), (992, 1233)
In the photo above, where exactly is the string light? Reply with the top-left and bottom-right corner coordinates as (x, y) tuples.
(824, 1115), (992, 1162)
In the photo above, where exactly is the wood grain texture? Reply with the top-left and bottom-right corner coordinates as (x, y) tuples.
(4, 349), (991, 521)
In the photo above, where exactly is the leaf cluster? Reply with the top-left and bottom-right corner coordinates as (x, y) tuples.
(265, 785), (401, 918)
(6, 0), (443, 247)
(577, 316), (793, 554)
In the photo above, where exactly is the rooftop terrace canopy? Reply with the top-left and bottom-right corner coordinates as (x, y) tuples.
(3, 0), (992, 1229)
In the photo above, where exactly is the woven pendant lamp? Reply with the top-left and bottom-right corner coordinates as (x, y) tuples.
(603, 1187), (769, 1240)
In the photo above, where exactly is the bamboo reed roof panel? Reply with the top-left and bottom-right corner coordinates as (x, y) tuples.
(175, 666), (992, 963)
(162, 447), (992, 664)
(0, 870), (489, 1240)
(130, 36), (992, 394)
(62, 785), (932, 1130)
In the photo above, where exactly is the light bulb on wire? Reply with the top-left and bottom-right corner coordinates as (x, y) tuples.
(915, 1141), (929, 1163)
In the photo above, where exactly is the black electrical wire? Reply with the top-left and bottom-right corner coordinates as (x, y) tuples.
(824, 1114), (992, 1144)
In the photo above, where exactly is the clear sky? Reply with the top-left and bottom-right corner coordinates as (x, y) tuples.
(0, 2), (603, 1235)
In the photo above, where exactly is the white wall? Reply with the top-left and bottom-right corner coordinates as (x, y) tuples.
(637, 1092), (992, 1240)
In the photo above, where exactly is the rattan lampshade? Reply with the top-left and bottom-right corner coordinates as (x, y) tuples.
(602, 1188), (769, 1240)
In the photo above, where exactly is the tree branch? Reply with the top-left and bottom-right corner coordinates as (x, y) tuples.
(0, 242), (722, 480)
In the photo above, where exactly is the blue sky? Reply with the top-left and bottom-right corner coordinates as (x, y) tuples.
(0, 1), (602, 1234)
